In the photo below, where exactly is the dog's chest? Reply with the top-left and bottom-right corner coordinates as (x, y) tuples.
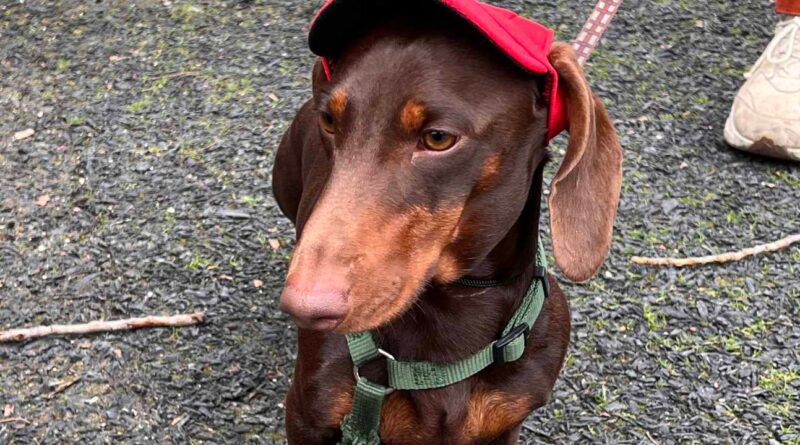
(327, 386), (532, 444)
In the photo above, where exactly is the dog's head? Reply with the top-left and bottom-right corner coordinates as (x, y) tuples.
(280, 7), (622, 333)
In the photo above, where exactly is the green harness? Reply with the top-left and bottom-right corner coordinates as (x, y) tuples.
(337, 242), (550, 445)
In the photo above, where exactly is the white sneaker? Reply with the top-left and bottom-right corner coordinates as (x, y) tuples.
(724, 17), (800, 161)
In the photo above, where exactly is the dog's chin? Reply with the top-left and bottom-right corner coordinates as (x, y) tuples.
(332, 290), (424, 334)
(333, 307), (405, 334)
(291, 316), (344, 332)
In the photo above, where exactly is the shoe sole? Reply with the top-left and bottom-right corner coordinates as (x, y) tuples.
(724, 113), (800, 162)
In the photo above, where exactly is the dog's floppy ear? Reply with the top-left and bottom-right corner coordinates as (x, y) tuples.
(547, 43), (623, 282)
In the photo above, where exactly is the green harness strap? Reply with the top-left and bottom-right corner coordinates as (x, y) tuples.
(338, 243), (550, 445)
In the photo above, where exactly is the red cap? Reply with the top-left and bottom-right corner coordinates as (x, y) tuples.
(308, 0), (568, 142)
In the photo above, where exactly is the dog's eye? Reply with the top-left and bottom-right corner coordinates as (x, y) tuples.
(319, 112), (335, 134)
(421, 130), (458, 151)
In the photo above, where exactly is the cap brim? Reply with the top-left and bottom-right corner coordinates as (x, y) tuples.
(309, 0), (553, 75)
(308, 0), (568, 140)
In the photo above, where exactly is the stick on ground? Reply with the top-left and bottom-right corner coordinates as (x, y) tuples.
(632, 233), (800, 267)
(0, 418), (30, 424)
(0, 312), (205, 343)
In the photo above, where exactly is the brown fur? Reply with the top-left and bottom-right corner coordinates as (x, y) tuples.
(327, 388), (354, 428)
(464, 390), (533, 442)
(380, 394), (425, 443)
(273, 10), (621, 445)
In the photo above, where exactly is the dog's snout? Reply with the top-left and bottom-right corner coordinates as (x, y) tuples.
(279, 278), (349, 332)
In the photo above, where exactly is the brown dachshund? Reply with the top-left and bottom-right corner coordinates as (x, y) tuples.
(272, 8), (622, 445)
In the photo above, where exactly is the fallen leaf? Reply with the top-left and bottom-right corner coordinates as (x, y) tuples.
(35, 194), (51, 207)
(79, 342), (91, 349)
(13, 128), (34, 140)
(3, 404), (13, 417)
(113, 348), (123, 359)
(268, 239), (281, 250)
(171, 415), (185, 426)
(253, 279), (264, 288)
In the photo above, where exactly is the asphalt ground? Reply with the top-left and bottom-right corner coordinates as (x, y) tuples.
(1, 0), (799, 444)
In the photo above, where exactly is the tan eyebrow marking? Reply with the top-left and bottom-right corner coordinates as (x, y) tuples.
(478, 154), (502, 192)
(329, 89), (348, 120)
(400, 100), (426, 133)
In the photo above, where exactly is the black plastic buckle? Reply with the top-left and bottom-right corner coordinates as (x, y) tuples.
(533, 266), (550, 298)
(492, 324), (530, 365)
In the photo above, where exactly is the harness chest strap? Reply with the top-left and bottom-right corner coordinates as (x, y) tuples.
(337, 243), (549, 445)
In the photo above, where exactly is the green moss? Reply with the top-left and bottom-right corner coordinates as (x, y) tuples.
(592, 384), (610, 411)
(150, 76), (169, 92)
(725, 210), (745, 224)
(770, 170), (800, 189)
(175, 3), (203, 21)
(56, 58), (70, 71)
(739, 319), (770, 338)
(147, 145), (166, 157)
(791, 248), (800, 264)
(67, 115), (86, 126)
(179, 146), (204, 162)
(760, 368), (799, 396)
(721, 334), (742, 354)
(128, 97), (153, 113)
(240, 195), (259, 206)
(678, 196), (703, 208)
(186, 253), (214, 270)
(642, 303), (665, 331)
(164, 209), (177, 225)
(694, 94), (711, 106)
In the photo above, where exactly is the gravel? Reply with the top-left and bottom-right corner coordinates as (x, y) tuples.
(1, 0), (798, 444)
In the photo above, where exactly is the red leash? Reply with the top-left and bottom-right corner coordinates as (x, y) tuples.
(572, 0), (623, 65)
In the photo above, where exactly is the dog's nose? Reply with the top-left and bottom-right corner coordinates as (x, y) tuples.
(279, 283), (348, 331)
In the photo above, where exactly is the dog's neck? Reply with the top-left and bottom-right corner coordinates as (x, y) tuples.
(370, 163), (546, 364)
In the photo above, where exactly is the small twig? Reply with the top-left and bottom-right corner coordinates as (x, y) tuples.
(154, 70), (201, 80)
(47, 376), (83, 399)
(0, 312), (205, 343)
(644, 430), (661, 445)
(142, 71), (202, 91)
(631, 233), (800, 267)
(0, 417), (30, 424)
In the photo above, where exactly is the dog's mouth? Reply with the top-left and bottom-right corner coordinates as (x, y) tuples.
(279, 204), (464, 333)
(280, 244), (449, 333)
